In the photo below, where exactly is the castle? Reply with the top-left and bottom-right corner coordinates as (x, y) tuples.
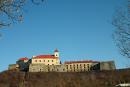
(8, 49), (116, 72)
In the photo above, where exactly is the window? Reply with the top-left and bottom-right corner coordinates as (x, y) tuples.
(44, 60), (45, 62)
(63, 69), (65, 71)
(66, 65), (68, 69)
(80, 64), (82, 66)
(48, 60), (49, 62)
(76, 64), (78, 69)
(87, 64), (89, 68)
(48, 64), (49, 65)
(74, 67), (75, 71)
(70, 65), (72, 69)
(40, 69), (42, 72)
(80, 64), (82, 68)
(52, 60), (53, 62)
(39, 60), (41, 62)
(74, 65), (75, 67)
(84, 64), (86, 68)
(77, 64), (78, 67)
(35, 60), (37, 62)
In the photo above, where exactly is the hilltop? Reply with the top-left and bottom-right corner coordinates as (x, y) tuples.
(0, 68), (130, 87)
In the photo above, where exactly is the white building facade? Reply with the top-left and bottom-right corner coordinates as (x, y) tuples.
(31, 49), (60, 65)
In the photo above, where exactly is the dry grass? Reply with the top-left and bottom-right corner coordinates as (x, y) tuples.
(0, 69), (130, 87)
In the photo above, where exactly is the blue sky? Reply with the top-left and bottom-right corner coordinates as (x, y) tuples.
(0, 0), (129, 71)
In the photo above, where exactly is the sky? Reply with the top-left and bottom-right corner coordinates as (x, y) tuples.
(0, 0), (129, 71)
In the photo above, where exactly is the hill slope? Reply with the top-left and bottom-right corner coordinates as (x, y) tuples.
(0, 69), (130, 87)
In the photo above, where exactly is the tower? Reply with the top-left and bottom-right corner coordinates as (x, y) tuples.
(54, 49), (59, 58)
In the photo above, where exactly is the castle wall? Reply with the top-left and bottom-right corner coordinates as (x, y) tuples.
(29, 64), (67, 72)
(91, 61), (116, 71)
(10, 61), (116, 72)
(65, 63), (99, 72)
(100, 61), (116, 70)
(29, 63), (100, 72)
(8, 64), (19, 70)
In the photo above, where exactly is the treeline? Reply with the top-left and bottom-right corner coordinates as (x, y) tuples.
(0, 69), (130, 87)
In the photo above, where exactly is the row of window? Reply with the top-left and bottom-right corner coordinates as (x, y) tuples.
(32, 68), (90, 72)
(66, 64), (91, 69)
(67, 68), (90, 72)
(47, 64), (54, 65)
(34, 60), (54, 62)
(33, 64), (91, 72)
(30, 64), (93, 72)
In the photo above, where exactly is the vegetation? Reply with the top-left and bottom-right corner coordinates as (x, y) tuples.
(0, 69), (130, 87)
(112, 0), (130, 58)
(0, 0), (44, 28)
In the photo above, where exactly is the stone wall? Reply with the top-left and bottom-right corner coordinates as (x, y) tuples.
(29, 63), (99, 72)
(29, 64), (67, 72)
(65, 63), (99, 72)
(100, 61), (116, 70)
(91, 61), (116, 71)
(16, 60), (31, 71)
(21, 61), (116, 72)
(8, 64), (19, 70)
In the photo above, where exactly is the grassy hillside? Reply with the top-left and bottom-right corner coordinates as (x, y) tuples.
(0, 69), (130, 87)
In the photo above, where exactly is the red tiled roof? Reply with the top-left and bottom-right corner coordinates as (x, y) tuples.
(19, 57), (29, 61)
(32, 55), (57, 59)
(64, 60), (99, 64)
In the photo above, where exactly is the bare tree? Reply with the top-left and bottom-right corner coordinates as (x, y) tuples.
(0, 0), (44, 28)
(112, 0), (130, 58)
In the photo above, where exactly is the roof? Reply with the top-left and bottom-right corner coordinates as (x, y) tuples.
(19, 57), (29, 61)
(54, 49), (59, 52)
(64, 60), (99, 64)
(32, 55), (58, 59)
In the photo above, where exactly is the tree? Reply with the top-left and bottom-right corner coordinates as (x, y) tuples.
(0, 0), (44, 28)
(112, 0), (130, 58)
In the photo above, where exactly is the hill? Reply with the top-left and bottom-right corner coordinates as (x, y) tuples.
(0, 69), (130, 87)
